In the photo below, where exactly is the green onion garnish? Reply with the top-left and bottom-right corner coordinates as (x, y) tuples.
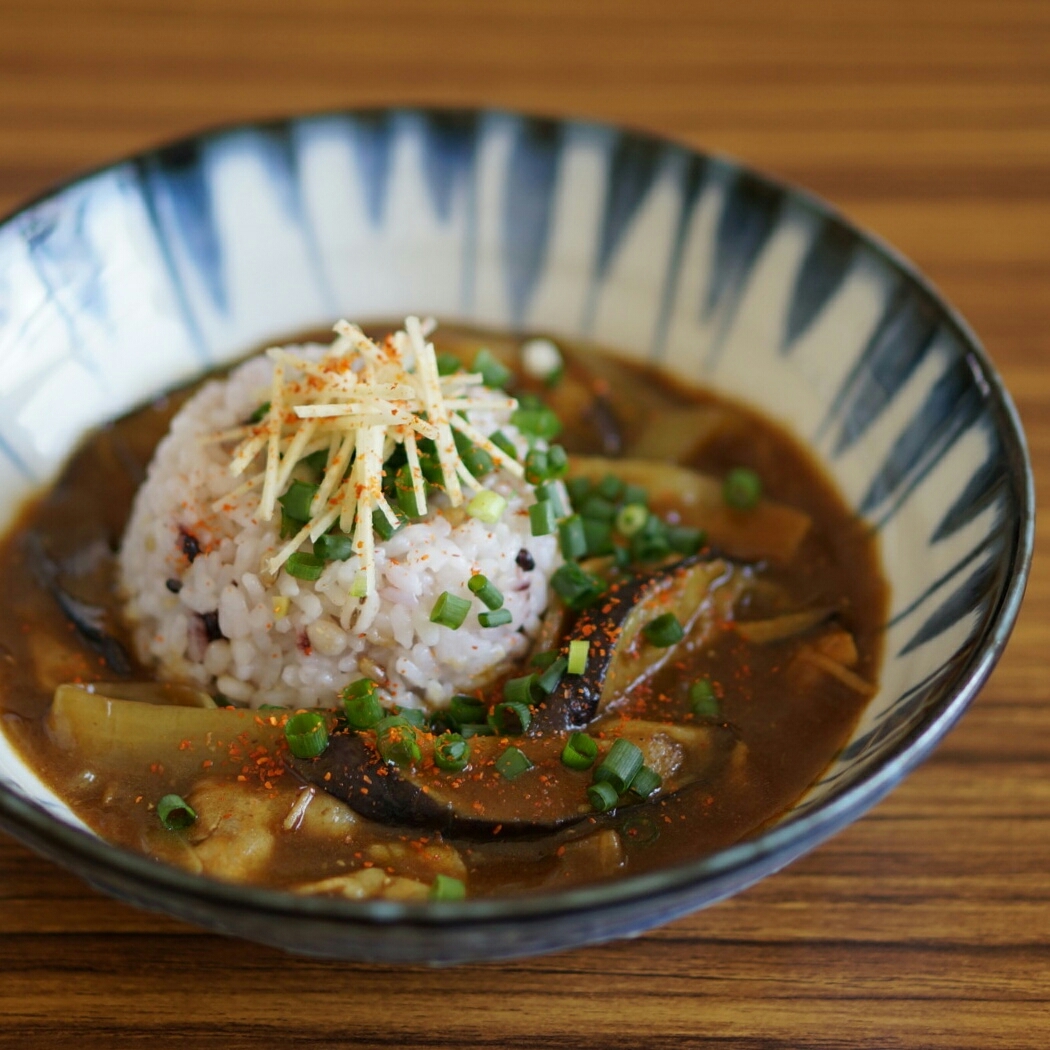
(430, 591), (472, 629)
(468, 574), (504, 610)
(529, 499), (557, 537)
(284, 711), (330, 759)
(285, 552), (326, 581)
(488, 430), (518, 459)
(503, 673), (541, 706)
(511, 403), (561, 442)
(582, 518), (614, 557)
(433, 733), (471, 772)
(459, 722), (496, 738)
(580, 494), (617, 523)
(396, 463), (426, 518)
(545, 444), (569, 479)
(450, 694), (488, 725)
(397, 707), (427, 728)
(342, 678), (383, 729)
(436, 351), (462, 376)
(550, 562), (606, 610)
(597, 474), (625, 502)
(465, 489), (507, 524)
(666, 524), (705, 555)
(530, 649), (559, 670)
(535, 481), (569, 518)
(630, 765), (662, 799)
(593, 738), (644, 795)
(280, 509), (300, 539)
(248, 401), (271, 424)
(314, 533), (353, 561)
(630, 515), (670, 561)
(565, 476), (591, 507)
(454, 429), (494, 478)
(372, 507), (407, 541)
(723, 466), (763, 510)
(524, 448), (549, 485)
(349, 572), (368, 598)
(473, 347), (513, 389)
(689, 678), (720, 719)
(479, 608), (513, 628)
(302, 448), (329, 474)
(157, 793), (197, 830)
(561, 731), (598, 771)
(279, 480), (319, 522)
(622, 482), (648, 507)
(587, 780), (620, 813)
(567, 639), (590, 674)
(643, 612), (685, 648)
(494, 745), (533, 780)
(615, 502), (649, 537)
(430, 873), (467, 901)
(490, 700), (532, 735)
(558, 515), (587, 560)
(377, 721), (422, 767)
(536, 655), (568, 695)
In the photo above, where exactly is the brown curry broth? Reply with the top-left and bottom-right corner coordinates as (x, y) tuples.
(0, 328), (885, 895)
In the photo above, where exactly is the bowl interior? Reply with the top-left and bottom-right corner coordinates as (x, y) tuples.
(0, 110), (1031, 958)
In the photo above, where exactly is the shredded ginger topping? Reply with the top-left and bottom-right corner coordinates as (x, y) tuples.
(212, 317), (523, 596)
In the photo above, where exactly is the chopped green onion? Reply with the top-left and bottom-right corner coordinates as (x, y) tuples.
(465, 489), (507, 524)
(247, 401), (271, 424)
(536, 655), (568, 695)
(630, 515), (670, 561)
(284, 711), (330, 759)
(459, 722), (495, 739)
(524, 448), (549, 485)
(468, 574), (504, 610)
(667, 524), (705, 555)
(430, 591), (472, 629)
(436, 351), (462, 376)
(302, 448), (329, 474)
(723, 467), (763, 510)
(377, 721), (422, 767)
(561, 731), (598, 771)
(643, 612), (685, 647)
(349, 572), (368, 598)
(587, 780), (620, 813)
(622, 482), (648, 507)
(596, 474), (625, 502)
(494, 745), (533, 780)
(503, 673), (541, 706)
(396, 463), (426, 518)
(430, 873), (467, 901)
(372, 507), (407, 541)
(450, 694), (488, 725)
(615, 502), (649, 537)
(473, 347), (513, 389)
(285, 552), (325, 581)
(488, 430), (518, 460)
(567, 639), (590, 675)
(280, 509), (300, 539)
(157, 793), (197, 830)
(550, 562), (606, 610)
(593, 738), (644, 795)
(314, 533), (353, 561)
(479, 608), (513, 628)
(396, 707), (427, 728)
(558, 515), (587, 560)
(612, 544), (631, 570)
(565, 476), (591, 508)
(630, 765), (662, 799)
(433, 733), (471, 772)
(689, 678), (720, 719)
(528, 499), (557, 536)
(454, 429), (494, 478)
(545, 445), (569, 479)
(535, 481), (569, 518)
(580, 494), (617, 523)
(279, 480), (319, 522)
(582, 518), (614, 557)
(490, 700), (532, 735)
(342, 678), (383, 729)
(511, 404), (561, 442)
(530, 650), (560, 670)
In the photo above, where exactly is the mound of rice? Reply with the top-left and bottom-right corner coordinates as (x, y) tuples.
(118, 343), (561, 711)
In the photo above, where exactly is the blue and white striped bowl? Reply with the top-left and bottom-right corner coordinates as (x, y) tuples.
(0, 110), (1033, 962)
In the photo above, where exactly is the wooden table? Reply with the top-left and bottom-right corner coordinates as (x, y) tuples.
(1, 1), (1047, 1046)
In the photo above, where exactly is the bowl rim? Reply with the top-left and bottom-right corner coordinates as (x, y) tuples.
(0, 105), (1035, 939)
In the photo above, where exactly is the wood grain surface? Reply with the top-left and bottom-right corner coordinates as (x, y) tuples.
(0, 1), (1047, 1047)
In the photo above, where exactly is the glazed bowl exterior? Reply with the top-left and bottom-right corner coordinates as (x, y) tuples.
(0, 110), (1033, 962)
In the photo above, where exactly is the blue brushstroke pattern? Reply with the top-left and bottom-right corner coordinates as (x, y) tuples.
(931, 440), (1008, 543)
(823, 281), (940, 455)
(136, 140), (227, 315)
(502, 117), (561, 325)
(783, 219), (860, 350)
(703, 171), (782, 322)
(348, 111), (396, 227)
(421, 112), (478, 222)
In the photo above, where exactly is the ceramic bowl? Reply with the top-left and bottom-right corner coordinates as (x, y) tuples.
(0, 110), (1033, 962)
